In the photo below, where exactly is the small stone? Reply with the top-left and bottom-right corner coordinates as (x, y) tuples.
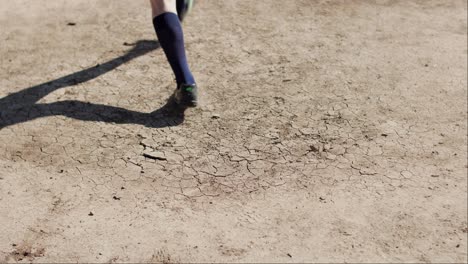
(359, 168), (377, 175)
(88, 212), (94, 216)
(143, 151), (167, 161)
(299, 128), (314, 135)
(328, 145), (345, 155)
(401, 171), (413, 178)
(310, 145), (319, 152)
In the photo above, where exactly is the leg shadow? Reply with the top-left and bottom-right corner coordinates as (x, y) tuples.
(0, 40), (187, 130)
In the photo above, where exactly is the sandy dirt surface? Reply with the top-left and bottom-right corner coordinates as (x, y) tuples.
(0, 0), (467, 263)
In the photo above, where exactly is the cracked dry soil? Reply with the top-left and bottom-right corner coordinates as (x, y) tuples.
(0, 0), (467, 263)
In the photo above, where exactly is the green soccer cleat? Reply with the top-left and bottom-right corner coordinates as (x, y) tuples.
(176, 0), (195, 22)
(174, 83), (198, 107)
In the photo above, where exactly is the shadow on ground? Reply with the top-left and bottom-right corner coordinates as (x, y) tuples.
(0, 40), (187, 130)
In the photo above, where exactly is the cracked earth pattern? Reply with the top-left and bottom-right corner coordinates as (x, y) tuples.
(0, 0), (467, 263)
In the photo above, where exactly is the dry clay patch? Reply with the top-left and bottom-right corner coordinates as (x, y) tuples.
(0, 0), (463, 201)
(0, 93), (459, 199)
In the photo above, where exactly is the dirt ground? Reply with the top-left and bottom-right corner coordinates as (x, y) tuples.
(0, 0), (467, 263)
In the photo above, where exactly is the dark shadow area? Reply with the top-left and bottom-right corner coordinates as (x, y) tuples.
(0, 40), (188, 130)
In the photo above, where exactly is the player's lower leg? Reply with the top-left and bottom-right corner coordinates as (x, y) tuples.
(150, 0), (197, 107)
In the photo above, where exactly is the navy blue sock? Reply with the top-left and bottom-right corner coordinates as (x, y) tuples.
(153, 12), (195, 85)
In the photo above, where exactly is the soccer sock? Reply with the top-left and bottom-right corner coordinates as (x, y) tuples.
(153, 12), (195, 86)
